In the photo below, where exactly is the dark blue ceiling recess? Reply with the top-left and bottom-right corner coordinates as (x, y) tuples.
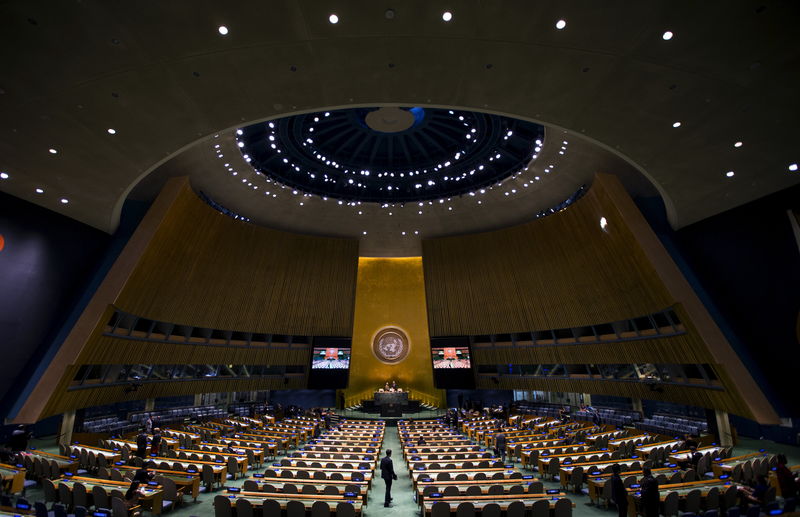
(236, 107), (545, 203)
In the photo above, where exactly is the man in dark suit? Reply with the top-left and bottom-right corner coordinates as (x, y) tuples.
(135, 430), (148, 458)
(610, 463), (628, 517)
(150, 428), (162, 456)
(494, 430), (507, 463)
(380, 449), (398, 507)
(640, 466), (660, 517)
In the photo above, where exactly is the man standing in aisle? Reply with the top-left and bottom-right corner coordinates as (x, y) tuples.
(380, 449), (398, 508)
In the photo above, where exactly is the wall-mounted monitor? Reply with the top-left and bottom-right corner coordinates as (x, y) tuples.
(311, 347), (351, 370)
(431, 346), (471, 369)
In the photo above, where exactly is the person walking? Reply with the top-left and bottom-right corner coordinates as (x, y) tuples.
(380, 449), (398, 508)
(150, 428), (162, 456)
(494, 430), (507, 463)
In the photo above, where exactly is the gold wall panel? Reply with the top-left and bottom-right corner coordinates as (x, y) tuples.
(344, 257), (443, 406)
(115, 181), (358, 336)
(422, 176), (672, 336)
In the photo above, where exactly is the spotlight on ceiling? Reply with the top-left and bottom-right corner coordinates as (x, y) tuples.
(726, 171), (735, 178)
(328, 14), (339, 24)
(789, 163), (798, 172)
(49, 148), (58, 154)
(734, 141), (743, 148)
(0, 172), (8, 179)
(218, 25), (229, 35)
(35, 188), (44, 193)
(107, 128), (116, 135)
(672, 121), (681, 128)
(60, 198), (69, 204)
(662, 30), (674, 40)
(442, 11), (453, 22)
(555, 19), (566, 30)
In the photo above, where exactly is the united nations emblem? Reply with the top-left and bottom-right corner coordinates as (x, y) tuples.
(372, 327), (410, 364)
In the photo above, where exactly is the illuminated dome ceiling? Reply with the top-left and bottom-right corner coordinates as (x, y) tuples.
(236, 107), (544, 203)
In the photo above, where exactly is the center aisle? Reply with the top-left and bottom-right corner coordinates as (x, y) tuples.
(365, 424), (418, 516)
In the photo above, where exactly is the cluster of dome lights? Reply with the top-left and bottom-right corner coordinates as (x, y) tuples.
(234, 107), (545, 205)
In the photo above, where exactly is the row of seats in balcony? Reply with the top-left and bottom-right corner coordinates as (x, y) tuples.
(636, 413), (708, 436)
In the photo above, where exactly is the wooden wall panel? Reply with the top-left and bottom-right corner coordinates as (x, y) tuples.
(422, 176), (672, 336)
(477, 375), (744, 415)
(115, 181), (359, 336)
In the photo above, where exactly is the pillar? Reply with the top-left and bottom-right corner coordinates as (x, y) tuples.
(631, 398), (643, 414)
(715, 410), (734, 447)
(583, 394), (592, 405)
(193, 393), (202, 406)
(59, 410), (76, 447)
(144, 398), (155, 412)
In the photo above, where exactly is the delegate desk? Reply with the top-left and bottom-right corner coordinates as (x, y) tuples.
(221, 492), (363, 516)
(421, 495), (573, 516)
(247, 477), (369, 502)
(0, 464), (25, 495)
(58, 476), (165, 514)
(627, 479), (743, 517)
(711, 453), (767, 478)
(115, 466), (201, 500)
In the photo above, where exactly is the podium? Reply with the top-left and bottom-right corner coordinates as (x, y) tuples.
(374, 391), (409, 417)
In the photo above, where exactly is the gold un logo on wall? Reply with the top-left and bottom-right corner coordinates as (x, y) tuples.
(372, 327), (411, 364)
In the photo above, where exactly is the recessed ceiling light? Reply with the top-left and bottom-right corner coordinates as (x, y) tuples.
(107, 128), (116, 135)
(49, 148), (58, 154)
(600, 217), (608, 230)
(726, 171), (735, 177)
(734, 141), (743, 148)
(0, 172), (8, 179)
(442, 11), (453, 22)
(555, 19), (566, 30)
(672, 121), (681, 128)
(662, 30), (673, 40)
(218, 26), (229, 35)
(35, 188), (44, 193)
(60, 198), (69, 204)
(789, 163), (798, 172)
(328, 14), (339, 24)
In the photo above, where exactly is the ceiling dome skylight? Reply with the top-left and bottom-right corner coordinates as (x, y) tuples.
(236, 107), (544, 203)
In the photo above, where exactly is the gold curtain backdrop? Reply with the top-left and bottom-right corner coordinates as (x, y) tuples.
(344, 257), (444, 408)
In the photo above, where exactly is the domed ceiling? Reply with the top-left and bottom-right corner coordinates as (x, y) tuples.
(237, 107), (544, 203)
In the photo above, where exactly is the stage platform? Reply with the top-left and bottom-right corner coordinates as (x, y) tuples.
(336, 408), (445, 425)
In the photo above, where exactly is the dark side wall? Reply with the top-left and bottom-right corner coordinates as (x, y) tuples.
(0, 191), (109, 418)
(0, 192), (149, 421)
(637, 183), (800, 418)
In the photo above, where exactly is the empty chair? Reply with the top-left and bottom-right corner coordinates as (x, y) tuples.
(335, 502), (355, 517)
(42, 478), (58, 506)
(548, 458), (561, 480)
(322, 485), (339, 495)
(554, 498), (572, 517)
(295, 470), (310, 479)
(570, 466), (584, 492)
(509, 484), (525, 494)
(53, 504), (67, 517)
(282, 483), (298, 494)
(72, 483), (88, 509)
(310, 500), (330, 517)
(704, 487), (720, 511)
(437, 472), (450, 481)
(262, 499), (280, 516)
(243, 480), (259, 491)
(456, 502), (475, 517)
(235, 498), (253, 517)
(663, 491), (679, 517)
(226, 456), (238, 479)
(474, 472), (487, 480)
(50, 460), (61, 480)
(465, 485), (482, 496)
(532, 499), (550, 517)
(57, 483), (72, 510)
(202, 464), (216, 490)
(683, 489), (702, 515)
(488, 484), (504, 495)
(507, 500), (526, 517)
(529, 481), (544, 494)
(669, 471), (683, 484)
(92, 485), (109, 510)
(110, 469), (124, 482)
(110, 497), (130, 517)
(213, 495), (231, 517)
(302, 484), (317, 494)
(684, 469), (697, 482)
(431, 502), (450, 517)
(482, 503), (501, 517)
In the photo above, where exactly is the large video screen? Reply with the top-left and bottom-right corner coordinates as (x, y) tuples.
(432, 346), (471, 369)
(311, 347), (351, 370)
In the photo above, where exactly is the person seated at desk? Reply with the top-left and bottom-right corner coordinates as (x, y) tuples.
(417, 436), (426, 446)
(739, 474), (769, 506)
(384, 382), (390, 391)
(124, 481), (144, 515)
(776, 454), (798, 499)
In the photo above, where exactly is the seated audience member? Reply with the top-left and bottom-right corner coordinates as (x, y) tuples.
(739, 474), (769, 506)
(384, 382), (390, 391)
(689, 446), (703, 470)
(417, 436), (426, 446)
(133, 467), (155, 483)
(682, 434), (698, 450)
(776, 454), (798, 499)
(124, 481), (143, 510)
